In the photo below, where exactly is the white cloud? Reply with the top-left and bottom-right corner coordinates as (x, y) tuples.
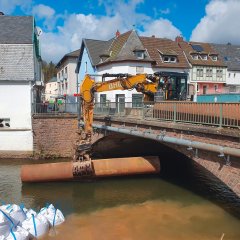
(32, 4), (60, 31)
(34, 0), (181, 62)
(191, 0), (240, 44)
(141, 19), (181, 40)
(40, 13), (126, 63)
(32, 4), (55, 19)
(0, 0), (32, 14)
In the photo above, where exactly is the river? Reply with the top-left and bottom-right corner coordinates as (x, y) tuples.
(0, 157), (240, 240)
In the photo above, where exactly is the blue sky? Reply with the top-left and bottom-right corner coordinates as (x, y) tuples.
(1, 0), (240, 62)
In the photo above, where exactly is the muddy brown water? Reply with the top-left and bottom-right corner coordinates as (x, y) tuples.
(0, 156), (240, 239)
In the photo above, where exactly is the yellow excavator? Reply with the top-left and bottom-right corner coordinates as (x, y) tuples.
(74, 72), (163, 168)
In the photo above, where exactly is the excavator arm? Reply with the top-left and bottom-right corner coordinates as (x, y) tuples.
(79, 73), (159, 137)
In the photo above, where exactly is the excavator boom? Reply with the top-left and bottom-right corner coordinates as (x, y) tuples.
(79, 73), (159, 137)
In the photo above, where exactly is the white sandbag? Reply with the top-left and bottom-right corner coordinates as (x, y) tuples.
(7, 205), (26, 226)
(21, 214), (49, 238)
(0, 211), (11, 237)
(24, 209), (37, 219)
(6, 226), (30, 240)
(39, 204), (65, 227)
(0, 204), (12, 212)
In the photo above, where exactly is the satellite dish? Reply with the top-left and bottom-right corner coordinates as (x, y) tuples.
(35, 27), (43, 37)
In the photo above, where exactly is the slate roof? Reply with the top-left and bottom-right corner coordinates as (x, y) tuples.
(178, 41), (226, 67)
(84, 39), (113, 66)
(106, 30), (153, 63)
(140, 37), (190, 69)
(56, 49), (80, 68)
(0, 16), (33, 44)
(211, 43), (240, 71)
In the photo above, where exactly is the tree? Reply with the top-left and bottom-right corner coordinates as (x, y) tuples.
(42, 61), (57, 83)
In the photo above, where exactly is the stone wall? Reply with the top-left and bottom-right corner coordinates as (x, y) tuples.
(32, 115), (78, 158)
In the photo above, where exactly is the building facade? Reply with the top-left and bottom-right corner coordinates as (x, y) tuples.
(0, 15), (42, 155)
(76, 30), (190, 104)
(55, 50), (80, 103)
(45, 77), (59, 101)
(211, 43), (240, 93)
(178, 39), (227, 101)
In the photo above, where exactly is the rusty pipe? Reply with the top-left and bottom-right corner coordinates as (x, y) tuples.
(21, 156), (160, 183)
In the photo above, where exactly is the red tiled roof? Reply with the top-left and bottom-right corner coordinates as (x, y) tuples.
(140, 37), (190, 69)
(178, 41), (226, 67)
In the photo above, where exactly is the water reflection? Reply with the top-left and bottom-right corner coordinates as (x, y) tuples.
(0, 156), (240, 239)
(43, 200), (240, 240)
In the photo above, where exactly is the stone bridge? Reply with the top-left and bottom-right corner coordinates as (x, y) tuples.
(32, 102), (240, 197)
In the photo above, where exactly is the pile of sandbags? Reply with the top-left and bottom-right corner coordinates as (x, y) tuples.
(0, 203), (64, 239)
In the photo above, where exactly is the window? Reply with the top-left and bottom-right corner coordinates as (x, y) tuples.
(61, 70), (64, 76)
(229, 86), (236, 93)
(132, 94), (143, 108)
(229, 73), (231, 77)
(65, 67), (68, 73)
(100, 94), (107, 105)
(203, 85), (207, 95)
(234, 73), (236, 78)
(211, 55), (218, 61)
(214, 84), (218, 92)
(136, 66), (144, 74)
(0, 118), (10, 128)
(163, 56), (177, 63)
(216, 70), (223, 78)
(197, 69), (203, 77)
(192, 54), (198, 60)
(197, 84), (199, 92)
(206, 69), (213, 77)
(134, 51), (145, 59)
(65, 82), (68, 90)
(201, 55), (208, 60)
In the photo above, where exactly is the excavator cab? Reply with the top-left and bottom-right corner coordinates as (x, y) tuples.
(154, 72), (188, 101)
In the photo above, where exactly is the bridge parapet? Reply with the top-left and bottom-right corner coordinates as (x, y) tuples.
(94, 101), (240, 128)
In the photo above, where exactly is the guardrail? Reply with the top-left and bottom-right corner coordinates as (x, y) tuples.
(94, 102), (240, 128)
(33, 102), (240, 128)
(32, 103), (78, 115)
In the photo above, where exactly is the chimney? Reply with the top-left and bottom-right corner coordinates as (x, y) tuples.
(0, 12), (4, 15)
(175, 36), (184, 43)
(116, 30), (120, 38)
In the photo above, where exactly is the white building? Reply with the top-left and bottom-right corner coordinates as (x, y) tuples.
(45, 77), (59, 102)
(0, 15), (42, 157)
(55, 49), (80, 103)
(76, 30), (190, 104)
(211, 43), (240, 93)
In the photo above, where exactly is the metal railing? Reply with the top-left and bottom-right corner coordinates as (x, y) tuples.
(33, 102), (240, 128)
(94, 102), (240, 128)
(32, 103), (78, 115)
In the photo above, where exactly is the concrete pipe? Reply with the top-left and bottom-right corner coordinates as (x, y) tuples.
(21, 156), (160, 183)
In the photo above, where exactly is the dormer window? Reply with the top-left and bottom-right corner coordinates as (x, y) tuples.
(191, 54), (198, 60)
(163, 56), (177, 63)
(211, 55), (218, 61)
(201, 54), (208, 60)
(134, 50), (145, 59)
